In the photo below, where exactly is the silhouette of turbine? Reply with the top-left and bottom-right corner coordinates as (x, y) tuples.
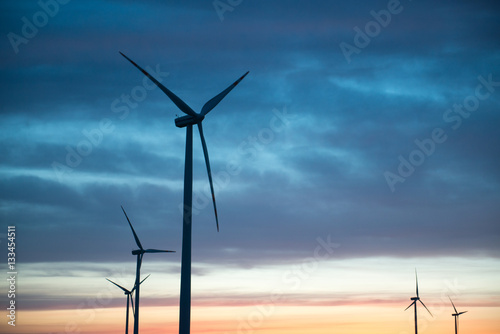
(404, 270), (433, 334)
(449, 296), (467, 334)
(120, 52), (248, 334)
(121, 206), (174, 334)
(106, 274), (150, 334)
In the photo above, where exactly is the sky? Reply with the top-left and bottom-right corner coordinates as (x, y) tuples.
(0, 0), (499, 333)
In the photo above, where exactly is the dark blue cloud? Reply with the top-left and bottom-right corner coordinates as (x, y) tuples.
(0, 0), (499, 272)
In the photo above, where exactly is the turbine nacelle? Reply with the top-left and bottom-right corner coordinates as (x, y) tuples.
(106, 274), (150, 334)
(175, 114), (205, 128)
(120, 52), (248, 232)
(405, 269), (433, 334)
(132, 249), (173, 255)
(120, 205), (174, 334)
(120, 52), (248, 334)
(449, 296), (467, 334)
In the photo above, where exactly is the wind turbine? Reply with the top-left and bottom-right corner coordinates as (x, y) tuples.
(449, 296), (467, 334)
(121, 206), (174, 334)
(404, 270), (433, 334)
(106, 274), (150, 334)
(120, 52), (248, 334)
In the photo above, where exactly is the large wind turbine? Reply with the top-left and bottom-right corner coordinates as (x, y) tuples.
(121, 206), (174, 334)
(120, 52), (248, 334)
(106, 274), (150, 334)
(449, 296), (467, 334)
(404, 270), (433, 334)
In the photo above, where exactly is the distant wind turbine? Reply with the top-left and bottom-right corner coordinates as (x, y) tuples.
(120, 52), (248, 334)
(121, 206), (174, 334)
(106, 274), (150, 334)
(449, 296), (467, 334)
(404, 270), (433, 334)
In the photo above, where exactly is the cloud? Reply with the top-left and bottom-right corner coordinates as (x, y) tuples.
(0, 0), (499, 296)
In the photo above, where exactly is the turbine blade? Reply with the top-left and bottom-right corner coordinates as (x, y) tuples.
(139, 253), (144, 271)
(144, 249), (175, 253)
(119, 52), (197, 117)
(126, 294), (130, 317)
(140, 274), (151, 285)
(419, 300), (433, 317)
(198, 122), (219, 231)
(130, 292), (135, 316)
(459, 311), (467, 315)
(404, 301), (415, 311)
(200, 71), (249, 116)
(131, 273), (151, 294)
(415, 269), (419, 297)
(121, 205), (143, 250)
(449, 296), (458, 313)
(106, 278), (129, 293)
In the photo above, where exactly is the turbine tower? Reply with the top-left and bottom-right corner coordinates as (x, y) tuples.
(121, 206), (175, 334)
(404, 270), (433, 334)
(449, 296), (467, 334)
(106, 274), (150, 334)
(120, 52), (248, 334)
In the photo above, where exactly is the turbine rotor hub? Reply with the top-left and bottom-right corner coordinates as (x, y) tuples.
(175, 114), (204, 128)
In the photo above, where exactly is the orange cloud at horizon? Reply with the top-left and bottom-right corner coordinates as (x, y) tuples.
(5, 257), (499, 334)
(3, 304), (499, 334)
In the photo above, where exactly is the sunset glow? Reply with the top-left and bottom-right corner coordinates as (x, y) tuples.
(1, 0), (499, 333)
